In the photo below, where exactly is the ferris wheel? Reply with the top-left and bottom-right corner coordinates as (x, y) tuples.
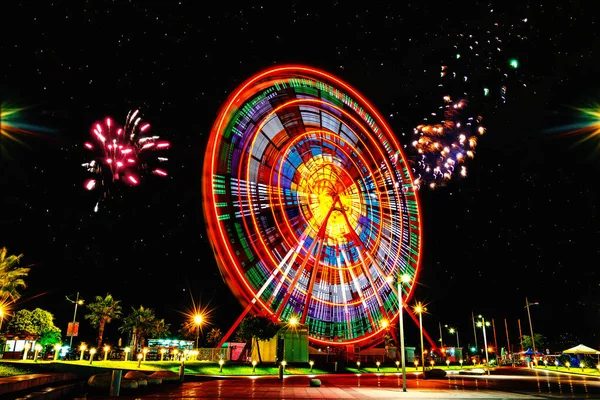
(203, 65), (422, 347)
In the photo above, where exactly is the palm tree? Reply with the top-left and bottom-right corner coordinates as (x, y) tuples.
(0, 246), (30, 302)
(206, 327), (223, 347)
(119, 306), (157, 352)
(85, 293), (122, 349)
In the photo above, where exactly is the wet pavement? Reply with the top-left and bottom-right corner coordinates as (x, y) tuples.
(88, 368), (600, 399)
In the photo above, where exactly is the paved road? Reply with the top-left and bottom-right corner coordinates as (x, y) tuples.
(90, 368), (600, 399)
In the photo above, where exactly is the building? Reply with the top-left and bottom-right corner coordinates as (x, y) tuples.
(1, 332), (39, 360)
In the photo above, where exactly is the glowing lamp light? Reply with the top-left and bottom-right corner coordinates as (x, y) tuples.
(137, 353), (143, 359)
(289, 316), (298, 326)
(446, 359), (450, 367)
(309, 360), (314, 372)
(396, 360), (400, 371)
(219, 359), (225, 372)
(386, 276), (394, 284)
(356, 361), (361, 369)
(253, 360), (258, 372)
(400, 274), (411, 284)
(381, 320), (389, 329)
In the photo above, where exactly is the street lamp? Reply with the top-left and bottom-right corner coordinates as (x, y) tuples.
(103, 345), (110, 361)
(89, 348), (96, 365)
(54, 343), (62, 360)
(0, 308), (4, 331)
(79, 343), (87, 361)
(398, 273), (411, 392)
(448, 327), (460, 348)
(123, 347), (130, 361)
(194, 314), (203, 350)
(66, 293), (84, 350)
(413, 302), (426, 373)
(160, 348), (167, 361)
(525, 298), (539, 364)
(476, 315), (491, 375)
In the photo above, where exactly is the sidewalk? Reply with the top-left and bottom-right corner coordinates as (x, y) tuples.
(0, 372), (78, 395)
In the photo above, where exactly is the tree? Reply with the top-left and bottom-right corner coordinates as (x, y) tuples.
(521, 334), (545, 351)
(206, 327), (223, 347)
(7, 308), (61, 351)
(178, 321), (196, 341)
(85, 293), (122, 349)
(119, 306), (169, 352)
(0, 246), (30, 302)
(238, 316), (279, 364)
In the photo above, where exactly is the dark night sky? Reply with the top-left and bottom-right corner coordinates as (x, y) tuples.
(1, 1), (599, 351)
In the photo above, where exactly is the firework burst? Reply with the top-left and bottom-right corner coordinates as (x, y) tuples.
(82, 109), (170, 211)
(411, 96), (485, 189)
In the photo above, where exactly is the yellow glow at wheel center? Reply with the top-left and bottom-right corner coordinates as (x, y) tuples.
(296, 157), (361, 243)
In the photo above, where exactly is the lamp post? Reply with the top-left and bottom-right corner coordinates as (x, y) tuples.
(89, 348), (96, 365)
(123, 347), (130, 361)
(414, 303), (426, 373)
(525, 298), (539, 365)
(448, 327), (460, 348)
(34, 344), (42, 362)
(194, 314), (203, 350)
(104, 345), (110, 361)
(160, 348), (166, 361)
(79, 343), (87, 361)
(66, 293), (84, 350)
(54, 343), (62, 360)
(397, 274), (411, 392)
(476, 315), (491, 375)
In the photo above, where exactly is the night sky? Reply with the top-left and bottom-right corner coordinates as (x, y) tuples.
(1, 1), (599, 351)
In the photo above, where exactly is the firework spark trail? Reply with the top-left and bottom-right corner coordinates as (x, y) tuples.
(409, 9), (527, 189)
(83, 109), (170, 211)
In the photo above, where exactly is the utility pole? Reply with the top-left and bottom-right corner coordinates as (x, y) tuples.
(471, 311), (478, 355)
(504, 318), (514, 367)
(525, 298), (539, 364)
(492, 319), (499, 365)
(518, 319), (524, 352)
(439, 321), (444, 350)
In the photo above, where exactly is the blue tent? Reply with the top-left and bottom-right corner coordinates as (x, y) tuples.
(523, 348), (543, 355)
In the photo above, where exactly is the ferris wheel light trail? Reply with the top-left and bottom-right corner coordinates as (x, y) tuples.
(204, 65), (423, 347)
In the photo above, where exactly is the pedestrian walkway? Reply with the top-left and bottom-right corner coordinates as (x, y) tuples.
(0, 373), (78, 395)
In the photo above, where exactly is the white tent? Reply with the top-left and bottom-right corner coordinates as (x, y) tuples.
(562, 344), (600, 355)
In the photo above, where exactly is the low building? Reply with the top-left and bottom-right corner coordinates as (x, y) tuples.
(1, 332), (39, 360)
(250, 325), (309, 363)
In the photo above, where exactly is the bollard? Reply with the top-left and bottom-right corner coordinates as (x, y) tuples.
(109, 370), (122, 396)
(278, 364), (284, 380)
(179, 361), (185, 382)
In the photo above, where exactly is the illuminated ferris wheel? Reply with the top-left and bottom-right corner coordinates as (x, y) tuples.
(202, 65), (422, 347)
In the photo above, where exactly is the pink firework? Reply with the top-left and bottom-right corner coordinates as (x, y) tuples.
(82, 109), (170, 210)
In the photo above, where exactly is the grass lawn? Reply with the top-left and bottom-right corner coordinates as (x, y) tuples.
(0, 363), (37, 377)
(2, 360), (327, 376)
(1, 359), (489, 377)
(534, 365), (600, 377)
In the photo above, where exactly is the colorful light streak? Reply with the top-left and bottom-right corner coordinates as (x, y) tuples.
(202, 66), (422, 347)
(0, 103), (47, 148)
(562, 106), (600, 150)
